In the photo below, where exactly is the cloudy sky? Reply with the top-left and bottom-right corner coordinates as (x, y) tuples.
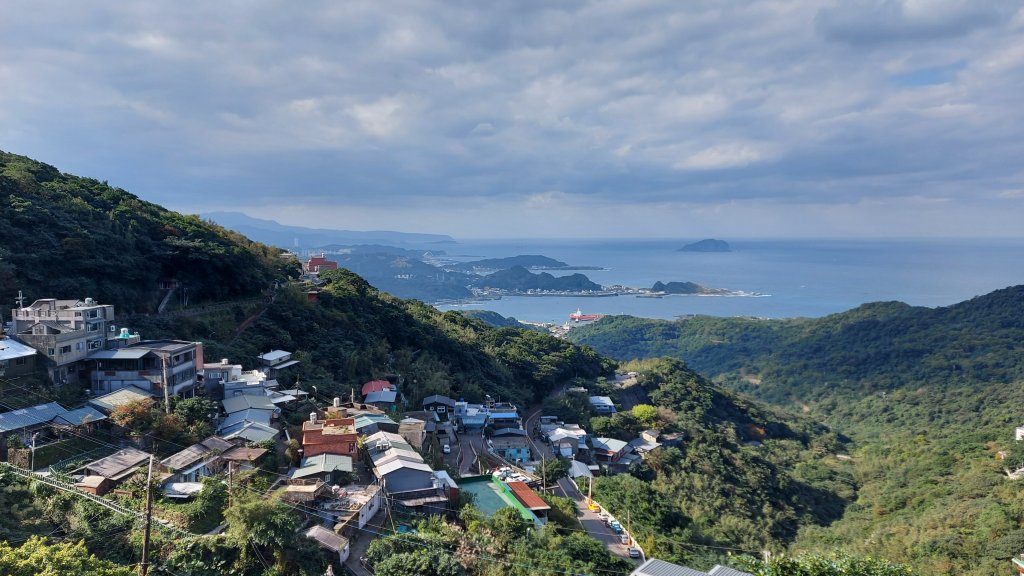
(2, 1), (1023, 238)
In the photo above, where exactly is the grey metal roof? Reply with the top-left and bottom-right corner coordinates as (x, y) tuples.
(422, 394), (455, 407)
(88, 386), (155, 413)
(258, 349), (292, 363)
(631, 559), (708, 576)
(592, 437), (629, 453)
(0, 338), (37, 361)
(83, 448), (153, 481)
(707, 566), (753, 576)
(222, 394), (276, 413)
(0, 402), (67, 433)
(220, 421), (278, 443)
(161, 436), (233, 471)
(52, 406), (107, 427)
(88, 349), (150, 360)
(218, 408), (274, 431)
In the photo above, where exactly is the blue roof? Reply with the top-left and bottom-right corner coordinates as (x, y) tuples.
(489, 412), (519, 420)
(219, 408), (274, 429)
(0, 402), (68, 433)
(365, 390), (397, 403)
(0, 338), (37, 361)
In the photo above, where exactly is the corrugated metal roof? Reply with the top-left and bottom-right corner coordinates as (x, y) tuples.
(258, 350), (291, 363)
(506, 481), (550, 511)
(375, 458), (433, 476)
(592, 437), (629, 453)
(219, 408), (274, 429)
(0, 338), (37, 361)
(0, 402), (68, 433)
(52, 406), (107, 427)
(422, 394), (455, 407)
(222, 394), (275, 413)
(361, 380), (392, 395)
(291, 454), (354, 478)
(83, 448), (152, 481)
(89, 386), (154, 413)
(631, 559), (708, 576)
(707, 566), (753, 576)
(305, 525), (348, 553)
(365, 390), (397, 403)
(220, 421), (278, 443)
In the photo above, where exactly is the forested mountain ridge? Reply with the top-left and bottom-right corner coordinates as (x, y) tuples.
(570, 286), (1024, 575)
(570, 285), (1024, 404)
(0, 151), (296, 314)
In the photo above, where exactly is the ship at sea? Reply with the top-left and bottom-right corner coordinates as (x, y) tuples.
(569, 308), (604, 322)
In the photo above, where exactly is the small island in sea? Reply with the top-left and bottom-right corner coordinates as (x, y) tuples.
(678, 238), (731, 252)
(651, 280), (732, 295)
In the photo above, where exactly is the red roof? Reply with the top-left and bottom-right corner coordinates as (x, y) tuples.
(362, 380), (392, 396)
(506, 481), (550, 511)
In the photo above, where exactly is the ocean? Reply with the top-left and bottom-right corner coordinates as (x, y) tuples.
(431, 238), (1024, 322)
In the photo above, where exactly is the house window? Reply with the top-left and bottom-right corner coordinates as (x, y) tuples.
(15, 358), (26, 366)
(74, 312), (82, 317)
(87, 323), (98, 332)
(48, 348), (55, 356)
(88, 310), (98, 319)
(60, 345), (72, 354)
(88, 341), (101, 350)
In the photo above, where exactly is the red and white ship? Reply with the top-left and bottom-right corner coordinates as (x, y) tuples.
(569, 308), (604, 322)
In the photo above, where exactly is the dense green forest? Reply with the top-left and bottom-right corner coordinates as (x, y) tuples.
(587, 358), (855, 568)
(569, 288), (1024, 574)
(0, 150), (295, 314)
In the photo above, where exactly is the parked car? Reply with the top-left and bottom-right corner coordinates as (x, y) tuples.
(442, 444), (451, 454)
(610, 521), (623, 534)
(628, 547), (641, 558)
(619, 534), (630, 544)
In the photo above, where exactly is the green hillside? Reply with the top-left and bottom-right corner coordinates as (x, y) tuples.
(570, 287), (1024, 404)
(570, 288), (1024, 574)
(0, 150), (295, 314)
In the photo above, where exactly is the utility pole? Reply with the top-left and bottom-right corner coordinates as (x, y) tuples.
(140, 456), (154, 576)
(30, 432), (39, 472)
(161, 355), (171, 414)
(227, 461), (233, 508)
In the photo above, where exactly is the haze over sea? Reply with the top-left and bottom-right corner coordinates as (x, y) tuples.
(434, 238), (1024, 323)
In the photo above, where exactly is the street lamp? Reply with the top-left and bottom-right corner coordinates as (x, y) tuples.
(311, 385), (318, 406)
(30, 432), (39, 472)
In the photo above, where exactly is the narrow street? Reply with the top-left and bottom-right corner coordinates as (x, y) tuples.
(524, 402), (638, 562)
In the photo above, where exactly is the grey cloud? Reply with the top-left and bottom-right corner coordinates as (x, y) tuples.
(1, 1), (1022, 237)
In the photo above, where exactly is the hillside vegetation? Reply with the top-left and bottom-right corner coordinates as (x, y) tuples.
(589, 358), (855, 569)
(0, 150), (295, 314)
(570, 287), (1024, 574)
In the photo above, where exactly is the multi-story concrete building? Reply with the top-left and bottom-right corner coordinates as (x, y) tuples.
(88, 339), (202, 397)
(11, 297), (114, 384)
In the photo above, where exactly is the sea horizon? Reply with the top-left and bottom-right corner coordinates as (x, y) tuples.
(430, 237), (1024, 323)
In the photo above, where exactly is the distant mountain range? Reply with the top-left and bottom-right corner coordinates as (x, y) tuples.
(201, 211), (455, 248)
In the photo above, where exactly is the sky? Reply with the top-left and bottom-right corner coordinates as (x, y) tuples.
(2, 1), (1024, 239)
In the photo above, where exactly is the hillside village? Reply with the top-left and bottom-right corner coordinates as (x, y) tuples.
(0, 285), (757, 576)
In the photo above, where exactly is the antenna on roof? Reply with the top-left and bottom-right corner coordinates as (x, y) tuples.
(15, 290), (26, 308)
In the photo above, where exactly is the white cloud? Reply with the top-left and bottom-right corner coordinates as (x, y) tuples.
(0, 1), (1022, 237)
(676, 144), (772, 171)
